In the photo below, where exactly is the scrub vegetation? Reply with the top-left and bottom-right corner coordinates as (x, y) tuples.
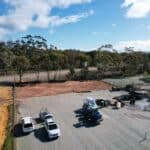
(0, 35), (149, 83)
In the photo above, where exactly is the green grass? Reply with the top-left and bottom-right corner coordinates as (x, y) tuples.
(2, 129), (12, 150)
(2, 105), (13, 150)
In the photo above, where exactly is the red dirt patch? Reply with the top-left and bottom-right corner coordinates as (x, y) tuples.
(16, 81), (111, 99)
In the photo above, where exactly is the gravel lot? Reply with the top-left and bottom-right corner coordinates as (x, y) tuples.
(15, 90), (150, 150)
(103, 75), (147, 87)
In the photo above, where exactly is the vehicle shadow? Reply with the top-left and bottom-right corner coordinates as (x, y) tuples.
(13, 123), (30, 138)
(74, 108), (83, 114)
(73, 109), (100, 128)
(34, 127), (58, 142)
(113, 93), (147, 102)
(0, 81), (14, 86)
(34, 117), (43, 124)
(140, 78), (150, 83)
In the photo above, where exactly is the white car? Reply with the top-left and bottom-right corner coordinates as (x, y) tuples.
(22, 117), (34, 133)
(44, 118), (60, 139)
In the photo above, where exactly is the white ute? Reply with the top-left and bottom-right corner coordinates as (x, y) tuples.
(44, 118), (60, 139)
(22, 117), (34, 133)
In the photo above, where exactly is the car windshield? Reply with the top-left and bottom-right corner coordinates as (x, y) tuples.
(88, 100), (97, 107)
(42, 112), (48, 116)
(24, 123), (33, 128)
(45, 115), (52, 120)
(48, 124), (57, 130)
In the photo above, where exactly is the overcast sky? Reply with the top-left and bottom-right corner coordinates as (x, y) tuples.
(0, 0), (150, 52)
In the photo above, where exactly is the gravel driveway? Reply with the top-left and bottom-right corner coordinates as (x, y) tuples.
(15, 90), (150, 150)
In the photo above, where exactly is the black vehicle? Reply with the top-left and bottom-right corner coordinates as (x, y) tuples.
(111, 86), (122, 91)
(96, 99), (110, 108)
(82, 97), (103, 124)
(114, 91), (145, 102)
(39, 108), (53, 121)
(125, 84), (135, 92)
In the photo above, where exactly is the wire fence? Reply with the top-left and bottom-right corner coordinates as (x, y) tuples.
(0, 70), (71, 84)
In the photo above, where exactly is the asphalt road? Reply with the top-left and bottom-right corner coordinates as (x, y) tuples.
(15, 90), (150, 150)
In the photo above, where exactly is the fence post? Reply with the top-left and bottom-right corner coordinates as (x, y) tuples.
(12, 77), (16, 150)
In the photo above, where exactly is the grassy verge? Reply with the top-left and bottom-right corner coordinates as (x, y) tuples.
(2, 129), (12, 150)
(2, 105), (13, 150)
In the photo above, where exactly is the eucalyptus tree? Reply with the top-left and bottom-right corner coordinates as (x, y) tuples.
(0, 42), (14, 74)
(95, 49), (113, 79)
(76, 53), (90, 68)
(21, 35), (48, 80)
(13, 56), (30, 83)
(49, 51), (68, 80)
(40, 52), (52, 81)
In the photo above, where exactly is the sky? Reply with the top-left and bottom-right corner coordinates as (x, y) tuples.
(0, 0), (150, 52)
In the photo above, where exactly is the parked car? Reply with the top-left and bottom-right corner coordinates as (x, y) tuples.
(44, 118), (60, 139)
(125, 84), (135, 92)
(130, 91), (148, 98)
(114, 95), (131, 101)
(39, 108), (53, 121)
(114, 92), (144, 102)
(111, 86), (122, 91)
(96, 99), (110, 108)
(22, 117), (34, 133)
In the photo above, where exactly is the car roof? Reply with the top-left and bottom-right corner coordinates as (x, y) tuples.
(22, 117), (32, 124)
(135, 90), (148, 94)
(45, 113), (52, 116)
(46, 118), (54, 124)
(86, 97), (97, 104)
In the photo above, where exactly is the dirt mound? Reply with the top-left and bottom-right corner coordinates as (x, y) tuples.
(16, 81), (111, 99)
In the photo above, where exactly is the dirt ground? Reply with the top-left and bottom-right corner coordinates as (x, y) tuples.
(0, 87), (12, 150)
(16, 81), (111, 99)
(0, 87), (12, 101)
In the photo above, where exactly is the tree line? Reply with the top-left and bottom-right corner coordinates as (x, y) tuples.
(0, 35), (150, 83)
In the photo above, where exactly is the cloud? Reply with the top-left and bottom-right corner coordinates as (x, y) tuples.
(114, 39), (150, 52)
(0, 28), (10, 40)
(122, 0), (150, 18)
(34, 10), (93, 27)
(0, 0), (93, 38)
